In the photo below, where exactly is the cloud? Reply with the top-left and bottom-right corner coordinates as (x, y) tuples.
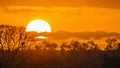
(46, 31), (120, 40)
(0, 0), (120, 9)
(7, 6), (47, 11)
(3, 5), (116, 17)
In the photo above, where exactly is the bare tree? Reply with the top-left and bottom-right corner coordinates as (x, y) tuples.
(0, 25), (35, 68)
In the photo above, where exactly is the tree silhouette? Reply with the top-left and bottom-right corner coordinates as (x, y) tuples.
(105, 38), (118, 50)
(60, 42), (71, 51)
(42, 41), (57, 50)
(116, 43), (120, 51)
(70, 40), (80, 51)
(1, 25), (120, 68)
(0, 25), (35, 68)
(87, 41), (100, 50)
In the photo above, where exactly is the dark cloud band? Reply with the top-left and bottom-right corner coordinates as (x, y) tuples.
(46, 31), (120, 40)
(0, 0), (120, 9)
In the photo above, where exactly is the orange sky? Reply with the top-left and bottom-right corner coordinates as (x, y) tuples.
(0, 0), (120, 32)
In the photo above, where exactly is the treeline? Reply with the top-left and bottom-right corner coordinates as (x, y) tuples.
(28, 39), (120, 68)
(0, 25), (120, 68)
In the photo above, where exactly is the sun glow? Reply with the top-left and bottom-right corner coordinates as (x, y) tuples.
(35, 36), (48, 39)
(26, 19), (51, 33)
(26, 19), (51, 39)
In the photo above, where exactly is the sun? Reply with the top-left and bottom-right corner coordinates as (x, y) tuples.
(26, 19), (51, 33)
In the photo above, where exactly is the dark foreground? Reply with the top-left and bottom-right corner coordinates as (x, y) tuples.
(1, 48), (120, 68)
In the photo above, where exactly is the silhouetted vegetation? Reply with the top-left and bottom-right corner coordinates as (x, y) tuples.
(0, 25), (120, 68)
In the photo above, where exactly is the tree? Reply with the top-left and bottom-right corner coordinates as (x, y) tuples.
(87, 41), (100, 50)
(70, 40), (80, 50)
(60, 42), (71, 51)
(0, 25), (35, 68)
(79, 42), (88, 51)
(117, 43), (120, 51)
(43, 41), (57, 50)
(105, 38), (118, 50)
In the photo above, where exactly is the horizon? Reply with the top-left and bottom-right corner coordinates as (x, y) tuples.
(1, 24), (120, 50)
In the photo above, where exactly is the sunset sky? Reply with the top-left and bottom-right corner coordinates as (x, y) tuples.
(0, 0), (120, 32)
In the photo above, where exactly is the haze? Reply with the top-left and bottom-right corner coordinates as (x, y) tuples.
(0, 0), (120, 32)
